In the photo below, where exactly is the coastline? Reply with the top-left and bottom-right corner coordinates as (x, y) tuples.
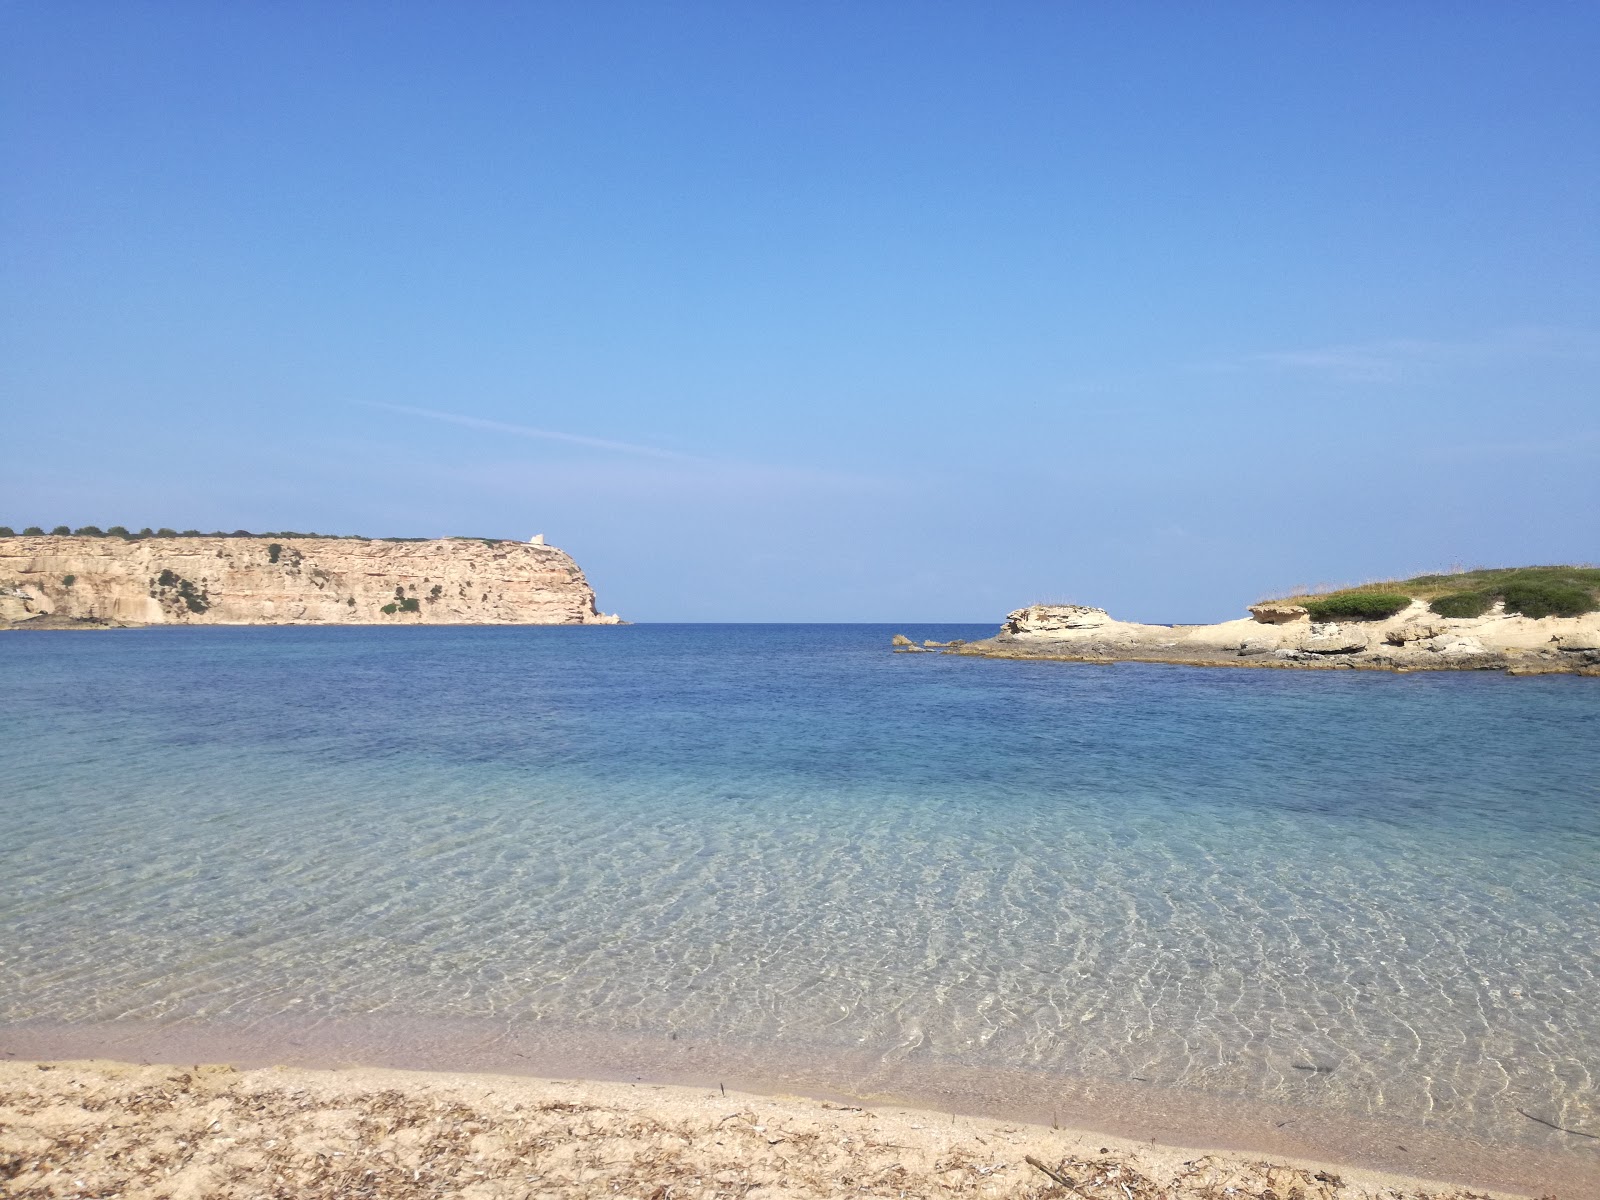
(4, 1021), (1596, 1197)
(0, 534), (623, 627)
(923, 601), (1600, 676)
(946, 642), (1597, 675)
(0, 1057), (1565, 1200)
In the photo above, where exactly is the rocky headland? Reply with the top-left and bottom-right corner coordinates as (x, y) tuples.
(903, 568), (1600, 676)
(0, 534), (622, 628)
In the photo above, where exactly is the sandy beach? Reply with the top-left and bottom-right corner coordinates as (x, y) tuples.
(1, 1058), (1561, 1200)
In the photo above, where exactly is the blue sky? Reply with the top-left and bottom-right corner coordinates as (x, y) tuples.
(4, 3), (1596, 621)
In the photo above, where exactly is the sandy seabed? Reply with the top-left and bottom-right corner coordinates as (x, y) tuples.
(0, 1060), (1550, 1200)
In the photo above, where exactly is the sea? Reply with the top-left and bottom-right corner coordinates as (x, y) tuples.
(2, 625), (1597, 1190)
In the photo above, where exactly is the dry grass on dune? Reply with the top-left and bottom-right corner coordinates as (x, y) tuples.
(1265, 565), (1600, 607)
(0, 1061), (1517, 1200)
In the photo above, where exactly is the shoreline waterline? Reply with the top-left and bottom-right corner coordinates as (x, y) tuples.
(5, 1018), (1596, 1197)
(6, 1058), (1544, 1200)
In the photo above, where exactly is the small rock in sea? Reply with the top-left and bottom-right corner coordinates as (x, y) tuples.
(891, 634), (914, 646)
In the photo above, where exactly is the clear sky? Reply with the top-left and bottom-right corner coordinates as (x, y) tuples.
(4, 3), (1597, 621)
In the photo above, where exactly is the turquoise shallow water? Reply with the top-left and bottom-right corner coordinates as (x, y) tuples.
(2, 625), (1598, 1176)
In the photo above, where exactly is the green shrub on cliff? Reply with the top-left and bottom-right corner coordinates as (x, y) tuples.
(267, 543), (283, 564)
(1420, 576), (1596, 620)
(23, 527), (43, 536)
(0, 526), (13, 537)
(1501, 582), (1596, 619)
(73, 525), (105, 537)
(1302, 592), (1412, 621)
(1429, 592), (1492, 618)
(51, 526), (70, 535)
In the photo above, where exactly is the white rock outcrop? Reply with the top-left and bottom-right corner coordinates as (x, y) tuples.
(0, 535), (621, 626)
(1247, 603), (1309, 624)
(1298, 625), (1369, 654)
(958, 594), (1600, 675)
(1002, 604), (1113, 636)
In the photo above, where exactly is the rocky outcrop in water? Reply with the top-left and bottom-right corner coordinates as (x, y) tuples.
(0, 535), (622, 627)
(918, 600), (1600, 676)
(1002, 604), (1113, 634)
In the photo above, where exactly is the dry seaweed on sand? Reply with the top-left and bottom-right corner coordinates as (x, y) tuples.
(0, 1061), (1536, 1199)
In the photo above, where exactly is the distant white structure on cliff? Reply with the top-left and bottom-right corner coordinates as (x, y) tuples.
(529, 534), (545, 545)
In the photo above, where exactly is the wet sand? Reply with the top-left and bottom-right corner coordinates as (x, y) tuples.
(0, 1058), (1561, 1200)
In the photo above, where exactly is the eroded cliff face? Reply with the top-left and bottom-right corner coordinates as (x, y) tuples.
(0, 536), (622, 627)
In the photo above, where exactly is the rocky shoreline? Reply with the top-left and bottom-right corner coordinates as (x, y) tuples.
(900, 601), (1600, 676)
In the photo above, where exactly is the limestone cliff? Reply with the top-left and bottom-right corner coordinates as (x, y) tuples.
(0, 535), (622, 627)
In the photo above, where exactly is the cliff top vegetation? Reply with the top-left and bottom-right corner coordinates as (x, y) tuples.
(0, 526), (515, 544)
(1278, 565), (1600, 603)
(1278, 565), (1600, 622)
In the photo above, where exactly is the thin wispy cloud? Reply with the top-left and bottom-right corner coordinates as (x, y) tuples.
(1421, 429), (1600, 464)
(1202, 327), (1600, 384)
(353, 400), (891, 495)
(357, 401), (698, 460)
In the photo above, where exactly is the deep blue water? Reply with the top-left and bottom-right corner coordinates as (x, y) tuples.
(2, 624), (1598, 1155)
